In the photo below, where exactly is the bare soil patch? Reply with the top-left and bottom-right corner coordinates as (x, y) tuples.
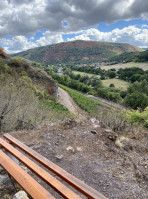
(9, 118), (148, 199)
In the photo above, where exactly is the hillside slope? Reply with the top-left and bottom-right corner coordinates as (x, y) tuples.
(12, 40), (142, 65)
(0, 52), (72, 132)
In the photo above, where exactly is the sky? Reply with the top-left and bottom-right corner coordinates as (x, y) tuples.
(0, 0), (148, 54)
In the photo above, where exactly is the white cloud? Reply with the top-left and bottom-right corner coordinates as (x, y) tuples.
(67, 26), (148, 47)
(0, 0), (148, 37)
(1, 25), (148, 54)
(0, 31), (63, 54)
(35, 31), (63, 47)
(0, 0), (148, 53)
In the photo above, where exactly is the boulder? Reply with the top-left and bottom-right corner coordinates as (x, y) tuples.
(13, 191), (29, 199)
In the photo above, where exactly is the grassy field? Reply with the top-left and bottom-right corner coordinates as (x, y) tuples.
(73, 70), (129, 90)
(100, 62), (148, 71)
(73, 70), (100, 78)
(102, 78), (130, 90)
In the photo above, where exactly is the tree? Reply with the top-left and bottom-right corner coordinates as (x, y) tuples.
(100, 75), (105, 80)
(127, 80), (148, 95)
(75, 74), (81, 80)
(130, 74), (141, 83)
(108, 71), (116, 79)
(124, 92), (148, 110)
(110, 84), (115, 88)
(88, 77), (102, 88)
(107, 92), (122, 102)
(0, 77), (48, 132)
(97, 88), (108, 98)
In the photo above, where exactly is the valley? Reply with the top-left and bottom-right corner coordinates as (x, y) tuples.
(1, 1), (148, 199)
(100, 62), (148, 71)
(0, 44), (148, 199)
(73, 70), (130, 90)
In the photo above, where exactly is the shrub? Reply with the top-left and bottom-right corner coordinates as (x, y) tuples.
(8, 57), (28, 68)
(110, 83), (115, 87)
(108, 71), (116, 78)
(107, 92), (122, 103)
(97, 88), (108, 98)
(100, 75), (105, 80)
(126, 107), (148, 128)
(124, 92), (148, 110)
(0, 58), (11, 74)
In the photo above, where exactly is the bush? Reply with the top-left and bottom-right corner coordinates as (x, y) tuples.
(97, 88), (108, 98)
(110, 83), (115, 87)
(8, 57), (28, 68)
(124, 92), (148, 110)
(108, 71), (116, 78)
(100, 75), (105, 80)
(126, 107), (148, 128)
(107, 92), (122, 103)
(0, 58), (11, 74)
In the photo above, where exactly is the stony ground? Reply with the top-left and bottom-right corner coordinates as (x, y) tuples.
(1, 88), (148, 199)
(8, 117), (148, 199)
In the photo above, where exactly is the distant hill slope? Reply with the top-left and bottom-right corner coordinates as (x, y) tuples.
(134, 50), (148, 62)
(106, 49), (148, 64)
(12, 40), (142, 65)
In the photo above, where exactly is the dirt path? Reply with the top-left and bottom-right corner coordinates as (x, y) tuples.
(58, 87), (87, 119)
(87, 94), (126, 110)
(58, 87), (78, 113)
(58, 86), (125, 112)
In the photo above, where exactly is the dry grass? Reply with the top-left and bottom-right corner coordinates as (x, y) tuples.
(73, 70), (100, 78)
(102, 78), (130, 90)
(100, 62), (148, 71)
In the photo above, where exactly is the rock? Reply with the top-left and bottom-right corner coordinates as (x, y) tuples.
(20, 166), (29, 173)
(108, 135), (116, 141)
(0, 170), (14, 198)
(90, 130), (97, 134)
(93, 124), (100, 128)
(104, 129), (112, 133)
(61, 119), (77, 129)
(13, 191), (29, 199)
(90, 118), (96, 123)
(55, 155), (63, 160)
(66, 146), (75, 153)
(0, 152), (20, 198)
(76, 147), (83, 152)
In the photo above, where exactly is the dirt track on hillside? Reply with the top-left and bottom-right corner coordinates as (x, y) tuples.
(58, 87), (87, 119)
(87, 95), (126, 110)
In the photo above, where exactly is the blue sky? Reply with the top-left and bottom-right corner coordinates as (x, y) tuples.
(0, 0), (148, 53)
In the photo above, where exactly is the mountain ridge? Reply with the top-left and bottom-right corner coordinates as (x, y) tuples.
(12, 40), (142, 65)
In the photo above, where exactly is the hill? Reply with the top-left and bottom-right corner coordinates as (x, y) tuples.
(0, 50), (72, 132)
(134, 50), (148, 62)
(106, 49), (148, 64)
(12, 40), (142, 65)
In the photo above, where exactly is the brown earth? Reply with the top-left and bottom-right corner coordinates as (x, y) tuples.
(1, 86), (148, 199)
(8, 118), (148, 199)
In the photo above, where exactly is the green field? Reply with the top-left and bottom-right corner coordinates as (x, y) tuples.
(73, 70), (129, 91)
(73, 70), (100, 78)
(100, 62), (148, 71)
(102, 79), (130, 90)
